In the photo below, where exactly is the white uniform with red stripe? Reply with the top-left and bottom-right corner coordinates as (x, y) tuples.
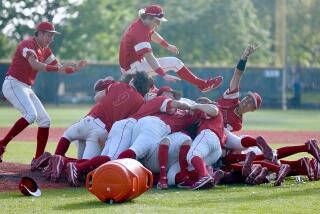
(187, 109), (225, 166)
(217, 88), (245, 151)
(119, 18), (184, 75)
(2, 37), (58, 127)
(130, 110), (201, 160)
(101, 96), (174, 160)
(62, 82), (144, 159)
(141, 132), (191, 173)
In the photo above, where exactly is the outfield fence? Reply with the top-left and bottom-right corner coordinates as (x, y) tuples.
(1, 62), (319, 109)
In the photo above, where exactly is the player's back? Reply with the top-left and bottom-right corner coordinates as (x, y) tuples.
(89, 82), (144, 131)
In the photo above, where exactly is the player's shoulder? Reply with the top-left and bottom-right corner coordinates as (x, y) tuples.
(19, 37), (36, 48)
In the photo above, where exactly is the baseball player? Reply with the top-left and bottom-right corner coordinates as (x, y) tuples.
(185, 103), (226, 190)
(0, 21), (86, 163)
(38, 72), (152, 181)
(197, 44), (273, 159)
(101, 86), (183, 161)
(62, 86), (190, 186)
(119, 4), (222, 92)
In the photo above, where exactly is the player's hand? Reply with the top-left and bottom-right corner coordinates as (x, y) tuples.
(242, 44), (259, 59)
(74, 60), (87, 72)
(163, 74), (181, 82)
(167, 44), (179, 54)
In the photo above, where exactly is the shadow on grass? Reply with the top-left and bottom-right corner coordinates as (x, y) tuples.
(54, 199), (136, 210)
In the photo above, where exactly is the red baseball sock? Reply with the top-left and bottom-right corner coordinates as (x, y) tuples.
(276, 145), (307, 159)
(253, 161), (280, 172)
(55, 137), (70, 156)
(280, 159), (300, 169)
(176, 66), (206, 87)
(77, 156), (110, 173)
(35, 127), (49, 158)
(191, 156), (208, 177)
(179, 144), (190, 175)
(223, 153), (246, 165)
(158, 144), (169, 179)
(118, 149), (136, 159)
(0, 117), (29, 146)
(255, 154), (265, 160)
(281, 159), (307, 175)
(241, 136), (257, 147)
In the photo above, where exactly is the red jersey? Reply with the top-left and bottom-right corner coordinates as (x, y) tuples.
(155, 110), (201, 133)
(7, 37), (58, 85)
(88, 82), (144, 131)
(197, 110), (226, 145)
(132, 96), (174, 120)
(119, 18), (153, 71)
(217, 88), (242, 132)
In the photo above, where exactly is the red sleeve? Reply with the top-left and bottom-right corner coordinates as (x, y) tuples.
(19, 40), (37, 60)
(44, 48), (58, 65)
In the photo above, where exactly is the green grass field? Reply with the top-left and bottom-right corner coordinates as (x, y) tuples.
(1, 106), (320, 131)
(0, 107), (319, 213)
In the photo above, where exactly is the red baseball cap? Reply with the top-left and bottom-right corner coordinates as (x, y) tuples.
(247, 91), (262, 109)
(19, 176), (41, 197)
(157, 86), (181, 100)
(140, 5), (168, 21)
(36, 21), (60, 34)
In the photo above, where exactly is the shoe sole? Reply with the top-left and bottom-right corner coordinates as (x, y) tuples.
(200, 80), (223, 93)
(67, 164), (80, 187)
(190, 176), (212, 190)
(31, 152), (52, 171)
(274, 165), (290, 186)
(256, 137), (274, 160)
(50, 156), (65, 182)
(242, 152), (256, 177)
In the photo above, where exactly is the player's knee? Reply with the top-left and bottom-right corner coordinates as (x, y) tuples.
(170, 57), (184, 71)
(37, 114), (51, 127)
(24, 112), (37, 124)
(159, 137), (171, 145)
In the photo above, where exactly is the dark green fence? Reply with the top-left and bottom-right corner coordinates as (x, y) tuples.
(1, 62), (319, 109)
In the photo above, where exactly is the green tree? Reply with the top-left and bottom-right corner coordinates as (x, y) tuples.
(287, 0), (320, 67)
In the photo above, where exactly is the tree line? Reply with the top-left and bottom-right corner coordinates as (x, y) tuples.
(0, 0), (319, 67)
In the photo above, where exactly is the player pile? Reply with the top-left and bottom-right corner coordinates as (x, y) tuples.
(29, 44), (320, 190)
(1, 5), (319, 191)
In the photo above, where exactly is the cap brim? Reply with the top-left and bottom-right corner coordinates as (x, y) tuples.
(45, 30), (61, 34)
(154, 17), (168, 21)
(23, 185), (41, 197)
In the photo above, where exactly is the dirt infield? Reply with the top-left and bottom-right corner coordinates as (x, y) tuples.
(0, 127), (319, 144)
(0, 162), (70, 192)
(0, 127), (319, 193)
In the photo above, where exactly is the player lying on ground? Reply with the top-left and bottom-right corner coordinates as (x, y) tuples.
(0, 21), (86, 163)
(31, 71), (152, 181)
(119, 4), (222, 92)
(222, 138), (320, 184)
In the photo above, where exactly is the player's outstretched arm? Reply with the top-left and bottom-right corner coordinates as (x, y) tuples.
(28, 55), (86, 74)
(151, 31), (179, 54)
(229, 44), (259, 92)
(190, 103), (219, 117)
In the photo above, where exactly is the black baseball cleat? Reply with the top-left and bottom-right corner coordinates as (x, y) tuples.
(242, 151), (256, 177)
(274, 164), (291, 186)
